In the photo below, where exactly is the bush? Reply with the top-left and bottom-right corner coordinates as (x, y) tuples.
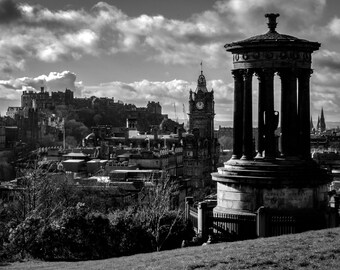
(38, 203), (115, 260)
(109, 207), (195, 253)
(109, 208), (153, 256)
(5, 199), (195, 260)
(155, 211), (195, 251)
(7, 215), (44, 259)
(8, 203), (116, 261)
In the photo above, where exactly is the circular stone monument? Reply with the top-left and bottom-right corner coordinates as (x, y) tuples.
(212, 14), (331, 236)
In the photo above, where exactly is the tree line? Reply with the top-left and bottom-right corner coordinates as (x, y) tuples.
(0, 166), (194, 261)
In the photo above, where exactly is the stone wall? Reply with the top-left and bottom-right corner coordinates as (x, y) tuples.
(217, 182), (329, 212)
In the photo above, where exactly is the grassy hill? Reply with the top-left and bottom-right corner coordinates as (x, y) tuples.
(4, 227), (340, 270)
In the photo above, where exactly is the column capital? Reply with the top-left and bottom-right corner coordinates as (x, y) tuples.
(277, 68), (289, 78)
(231, 69), (243, 79)
(255, 68), (275, 80)
(296, 68), (313, 78)
(242, 69), (254, 80)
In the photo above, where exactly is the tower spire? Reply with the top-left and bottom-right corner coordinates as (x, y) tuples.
(320, 107), (326, 132)
(310, 116), (314, 132)
(196, 62), (207, 91)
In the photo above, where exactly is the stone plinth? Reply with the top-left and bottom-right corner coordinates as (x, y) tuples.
(212, 159), (330, 215)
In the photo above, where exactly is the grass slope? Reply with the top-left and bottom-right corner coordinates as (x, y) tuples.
(4, 228), (340, 270)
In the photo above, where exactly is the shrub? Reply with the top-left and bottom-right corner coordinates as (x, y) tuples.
(8, 215), (44, 259)
(38, 203), (115, 260)
(8, 203), (116, 261)
(109, 207), (195, 254)
(155, 211), (195, 251)
(109, 208), (153, 256)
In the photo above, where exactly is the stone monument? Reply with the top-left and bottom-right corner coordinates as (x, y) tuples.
(212, 14), (331, 237)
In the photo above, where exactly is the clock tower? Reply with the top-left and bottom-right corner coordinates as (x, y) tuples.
(183, 68), (218, 189)
(188, 70), (215, 139)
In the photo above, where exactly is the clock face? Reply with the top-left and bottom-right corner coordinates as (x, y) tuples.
(196, 101), (204, 110)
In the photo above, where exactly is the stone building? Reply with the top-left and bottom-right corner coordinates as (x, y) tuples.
(15, 107), (40, 144)
(125, 103), (166, 134)
(6, 107), (22, 119)
(147, 101), (162, 114)
(21, 87), (74, 109)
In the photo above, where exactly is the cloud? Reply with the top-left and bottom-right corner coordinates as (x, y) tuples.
(0, 0), (337, 123)
(0, 0), (232, 74)
(0, 0), (331, 75)
(215, 0), (326, 35)
(327, 17), (340, 38)
(0, 70), (81, 95)
(307, 49), (340, 121)
(314, 50), (340, 72)
(0, 0), (22, 24)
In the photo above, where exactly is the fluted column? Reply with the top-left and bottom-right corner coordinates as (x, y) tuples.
(232, 69), (244, 159)
(279, 69), (298, 157)
(298, 69), (312, 159)
(241, 69), (254, 160)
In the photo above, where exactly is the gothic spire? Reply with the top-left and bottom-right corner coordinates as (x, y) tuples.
(320, 107), (326, 132)
(310, 116), (314, 131)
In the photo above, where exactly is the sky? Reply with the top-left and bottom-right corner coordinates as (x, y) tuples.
(0, 0), (340, 127)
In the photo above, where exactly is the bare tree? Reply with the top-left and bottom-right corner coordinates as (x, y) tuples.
(137, 175), (183, 251)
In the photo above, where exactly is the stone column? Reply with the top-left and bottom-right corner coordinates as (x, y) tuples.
(232, 69), (244, 159)
(241, 69), (253, 160)
(298, 69), (312, 159)
(256, 70), (265, 158)
(263, 69), (276, 159)
(290, 70), (298, 156)
(256, 206), (266, 237)
(280, 69), (298, 157)
(280, 70), (288, 156)
(197, 201), (208, 240)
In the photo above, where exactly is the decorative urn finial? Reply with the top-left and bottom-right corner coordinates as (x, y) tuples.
(265, 13), (280, 33)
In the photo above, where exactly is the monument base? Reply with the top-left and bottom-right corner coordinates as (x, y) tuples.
(212, 158), (331, 213)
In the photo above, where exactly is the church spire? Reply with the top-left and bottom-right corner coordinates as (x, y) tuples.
(320, 107), (326, 132)
(310, 116), (314, 132)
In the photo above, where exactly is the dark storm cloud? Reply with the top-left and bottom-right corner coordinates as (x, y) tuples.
(0, 0), (22, 23)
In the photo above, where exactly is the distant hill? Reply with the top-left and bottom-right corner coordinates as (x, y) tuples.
(6, 228), (340, 270)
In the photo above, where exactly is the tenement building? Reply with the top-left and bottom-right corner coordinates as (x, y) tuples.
(212, 14), (332, 238)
